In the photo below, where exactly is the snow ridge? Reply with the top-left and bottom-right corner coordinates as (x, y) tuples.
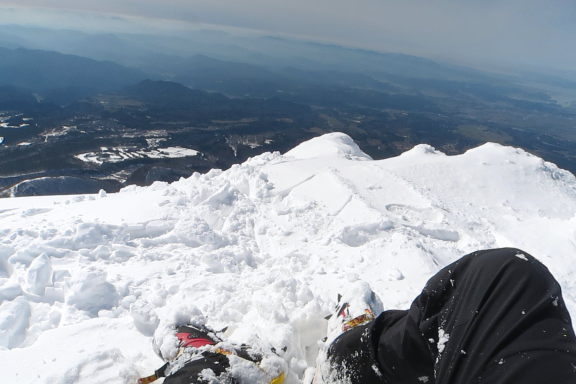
(1, 133), (575, 383)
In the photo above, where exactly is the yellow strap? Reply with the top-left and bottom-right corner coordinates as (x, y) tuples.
(215, 347), (234, 355)
(342, 309), (376, 332)
(270, 372), (286, 384)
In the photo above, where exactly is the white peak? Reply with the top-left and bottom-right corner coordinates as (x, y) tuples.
(400, 144), (445, 157)
(284, 132), (372, 160)
(463, 142), (523, 157)
(461, 142), (569, 175)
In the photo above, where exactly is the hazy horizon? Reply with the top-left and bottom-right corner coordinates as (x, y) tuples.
(1, 1), (575, 74)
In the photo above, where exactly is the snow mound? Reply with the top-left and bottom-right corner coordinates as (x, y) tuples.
(1, 133), (576, 383)
(285, 132), (371, 160)
(398, 143), (444, 158)
(66, 270), (120, 316)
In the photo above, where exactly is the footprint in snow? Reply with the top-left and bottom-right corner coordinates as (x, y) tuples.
(385, 204), (443, 225)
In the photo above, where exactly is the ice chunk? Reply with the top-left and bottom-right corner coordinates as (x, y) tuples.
(0, 245), (14, 278)
(24, 254), (53, 296)
(66, 271), (119, 316)
(130, 302), (160, 337)
(0, 280), (23, 301)
(0, 298), (31, 348)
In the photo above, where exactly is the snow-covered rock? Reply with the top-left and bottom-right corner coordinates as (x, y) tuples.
(0, 133), (575, 383)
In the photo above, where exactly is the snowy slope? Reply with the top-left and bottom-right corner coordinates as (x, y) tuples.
(1, 133), (576, 383)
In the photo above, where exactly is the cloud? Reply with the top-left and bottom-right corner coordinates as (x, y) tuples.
(1, 0), (575, 71)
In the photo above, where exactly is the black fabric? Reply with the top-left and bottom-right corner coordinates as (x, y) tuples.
(327, 248), (576, 383)
(161, 345), (263, 384)
(326, 322), (384, 382)
(163, 352), (235, 384)
(155, 362), (169, 378)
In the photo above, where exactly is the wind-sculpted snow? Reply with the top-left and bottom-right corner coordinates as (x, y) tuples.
(1, 132), (575, 383)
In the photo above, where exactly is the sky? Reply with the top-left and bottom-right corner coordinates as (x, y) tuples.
(0, 0), (575, 72)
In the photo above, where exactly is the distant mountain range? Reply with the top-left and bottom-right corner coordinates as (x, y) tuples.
(0, 47), (147, 101)
(1, 31), (575, 197)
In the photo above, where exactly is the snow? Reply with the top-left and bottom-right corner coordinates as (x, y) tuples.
(324, 281), (383, 343)
(66, 270), (120, 315)
(285, 132), (371, 161)
(24, 254), (52, 296)
(437, 329), (449, 354)
(75, 146), (199, 165)
(1, 132), (576, 383)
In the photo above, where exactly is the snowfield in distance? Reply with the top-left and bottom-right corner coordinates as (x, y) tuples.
(1, 132), (575, 383)
(75, 146), (200, 165)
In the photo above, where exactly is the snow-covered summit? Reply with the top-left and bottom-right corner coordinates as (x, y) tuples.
(285, 132), (372, 160)
(1, 133), (575, 383)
